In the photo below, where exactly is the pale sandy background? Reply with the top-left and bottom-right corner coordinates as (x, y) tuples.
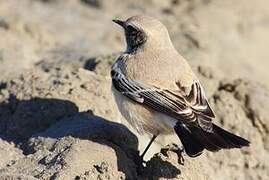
(0, 0), (269, 179)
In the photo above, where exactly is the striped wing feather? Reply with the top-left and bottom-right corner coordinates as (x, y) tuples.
(111, 64), (215, 132)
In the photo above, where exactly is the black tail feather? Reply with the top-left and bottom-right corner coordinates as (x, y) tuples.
(189, 125), (227, 151)
(212, 124), (250, 148)
(174, 123), (204, 157)
(174, 123), (250, 157)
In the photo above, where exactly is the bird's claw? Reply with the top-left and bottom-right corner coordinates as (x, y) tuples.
(161, 143), (185, 165)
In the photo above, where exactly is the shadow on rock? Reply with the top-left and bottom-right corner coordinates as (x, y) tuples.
(143, 155), (181, 180)
(0, 95), (78, 142)
(0, 95), (181, 179)
(24, 111), (141, 179)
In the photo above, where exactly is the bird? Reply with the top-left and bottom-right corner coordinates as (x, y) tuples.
(111, 15), (250, 162)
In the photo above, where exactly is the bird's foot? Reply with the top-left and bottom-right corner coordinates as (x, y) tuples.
(161, 143), (185, 165)
(177, 149), (185, 165)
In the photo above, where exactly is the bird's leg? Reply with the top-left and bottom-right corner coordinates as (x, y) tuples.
(140, 134), (158, 160)
(135, 134), (157, 173)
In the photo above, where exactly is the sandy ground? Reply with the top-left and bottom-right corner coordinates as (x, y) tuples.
(0, 0), (269, 179)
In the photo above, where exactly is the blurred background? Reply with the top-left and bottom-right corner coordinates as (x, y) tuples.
(1, 0), (269, 85)
(0, 0), (269, 180)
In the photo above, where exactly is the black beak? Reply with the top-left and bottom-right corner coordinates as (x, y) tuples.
(112, 19), (125, 28)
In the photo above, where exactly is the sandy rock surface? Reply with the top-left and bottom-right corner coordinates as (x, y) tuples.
(1, 0), (269, 179)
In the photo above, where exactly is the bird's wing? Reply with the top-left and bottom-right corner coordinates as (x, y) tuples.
(111, 64), (215, 132)
(175, 80), (215, 131)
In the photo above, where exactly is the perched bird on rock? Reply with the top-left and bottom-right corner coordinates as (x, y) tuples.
(111, 15), (250, 161)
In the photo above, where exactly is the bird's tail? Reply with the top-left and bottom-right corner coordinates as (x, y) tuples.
(174, 122), (250, 157)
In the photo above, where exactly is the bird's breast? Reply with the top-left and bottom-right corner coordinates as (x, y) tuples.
(111, 85), (176, 135)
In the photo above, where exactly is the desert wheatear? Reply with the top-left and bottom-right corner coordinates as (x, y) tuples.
(111, 15), (249, 161)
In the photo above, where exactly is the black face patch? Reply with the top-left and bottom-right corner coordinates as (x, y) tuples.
(125, 25), (147, 52)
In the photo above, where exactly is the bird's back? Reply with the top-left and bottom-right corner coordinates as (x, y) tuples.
(121, 48), (196, 93)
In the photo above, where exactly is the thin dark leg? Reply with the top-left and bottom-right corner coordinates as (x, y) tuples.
(135, 135), (158, 174)
(140, 134), (158, 159)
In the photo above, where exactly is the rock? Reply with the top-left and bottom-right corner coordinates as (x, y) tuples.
(1, 54), (268, 179)
(0, 174), (38, 180)
(1, 97), (79, 140)
(0, 66), (119, 140)
(1, 112), (138, 179)
(80, 0), (102, 8)
(25, 112), (139, 155)
(0, 139), (23, 168)
(142, 144), (210, 180)
(1, 0), (269, 179)
(0, 18), (9, 30)
(83, 53), (119, 77)
(1, 138), (132, 179)
(202, 79), (269, 180)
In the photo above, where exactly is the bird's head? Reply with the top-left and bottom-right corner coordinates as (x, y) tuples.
(113, 15), (173, 53)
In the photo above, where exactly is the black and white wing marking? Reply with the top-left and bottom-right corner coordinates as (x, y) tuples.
(111, 64), (215, 132)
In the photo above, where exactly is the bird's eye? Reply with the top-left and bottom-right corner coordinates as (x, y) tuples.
(126, 25), (137, 32)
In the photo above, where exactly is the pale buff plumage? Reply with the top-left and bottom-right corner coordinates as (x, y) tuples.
(112, 15), (197, 135)
(123, 16), (195, 91)
(111, 15), (249, 158)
